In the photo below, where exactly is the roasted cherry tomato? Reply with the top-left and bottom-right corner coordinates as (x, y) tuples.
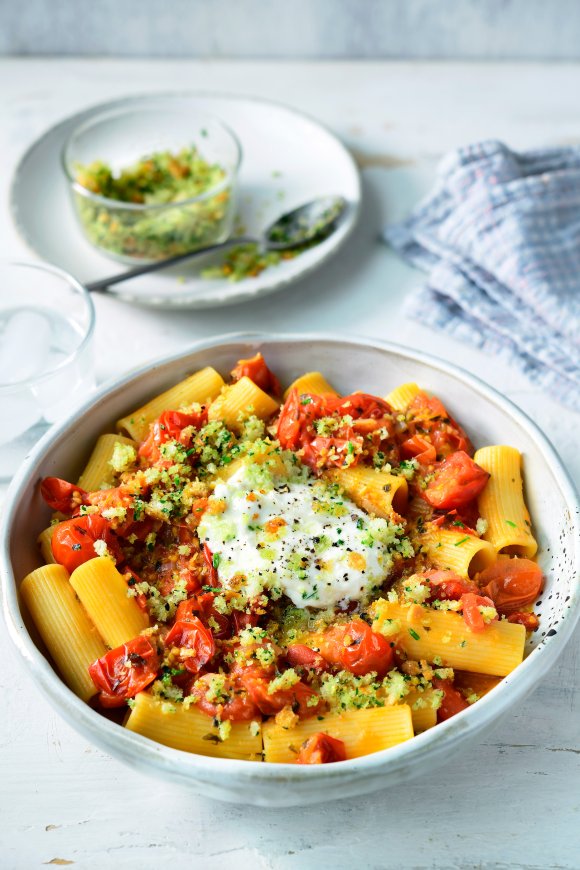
(138, 408), (207, 463)
(405, 394), (472, 460)
(285, 644), (328, 672)
(89, 636), (159, 707)
(400, 434), (437, 465)
(477, 558), (543, 615)
(51, 515), (123, 573)
(238, 666), (323, 718)
(277, 390), (397, 470)
(423, 570), (477, 602)
(232, 610), (260, 634)
(41, 477), (87, 514)
(191, 673), (259, 721)
(174, 594), (231, 640)
(231, 352), (282, 397)
(319, 620), (394, 678)
(423, 451), (490, 511)
(296, 733), (347, 764)
(460, 592), (497, 632)
(164, 614), (215, 674)
(507, 612), (540, 631)
(432, 677), (469, 722)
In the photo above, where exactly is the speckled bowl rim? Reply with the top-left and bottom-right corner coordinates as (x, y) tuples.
(1, 332), (579, 803)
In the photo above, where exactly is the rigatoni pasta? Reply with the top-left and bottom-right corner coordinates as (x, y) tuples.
(24, 358), (543, 767)
(125, 692), (263, 760)
(116, 366), (225, 440)
(69, 557), (149, 647)
(474, 445), (537, 557)
(283, 371), (339, 400)
(77, 433), (138, 491)
(262, 706), (413, 762)
(20, 564), (106, 701)
(207, 376), (279, 431)
(421, 526), (496, 576)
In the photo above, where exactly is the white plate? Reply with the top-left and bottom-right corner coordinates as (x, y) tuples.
(2, 333), (579, 807)
(10, 93), (360, 309)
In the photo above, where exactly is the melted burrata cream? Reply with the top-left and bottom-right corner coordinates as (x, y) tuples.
(197, 463), (398, 609)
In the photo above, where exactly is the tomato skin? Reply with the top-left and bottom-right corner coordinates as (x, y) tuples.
(175, 594), (231, 640)
(477, 558), (543, 615)
(423, 570), (477, 602)
(461, 592), (497, 632)
(138, 408), (207, 463)
(51, 515), (123, 573)
(296, 733), (347, 764)
(432, 677), (469, 722)
(238, 666), (323, 718)
(232, 610), (259, 634)
(423, 451), (490, 511)
(401, 435), (437, 465)
(507, 612), (540, 631)
(41, 478), (87, 514)
(319, 621), (394, 678)
(164, 615), (215, 674)
(203, 544), (220, 588)
(285, 644), (328, 672)
(192, 673), (259, 721)
(89, 636), (159, 707)
(231, 353), (281, 397)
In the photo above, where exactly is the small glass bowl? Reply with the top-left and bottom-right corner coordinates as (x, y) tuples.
(61, 102), (242, 264)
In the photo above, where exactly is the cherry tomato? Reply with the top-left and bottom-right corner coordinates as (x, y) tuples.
(423, 570), (477, 602)
(138, 408), (207, 463)
(175, 594), (231, 640)
(89, 636), (159, 708)
(86, 485), (154, 540)
(285, 644), (328, 672)
(406, 394), (472, 459)
(231, 353), (282, 397)
(432, 677), (469, 722)
(232, 610), (260, 634)
(507, 612), (540, 631)
(461, 592), (497, 632)
(277, 390), (397, 470)
(41, 477), (87, 514)
(319, 620), (394, 677)
(164, 614), (215, 674)
(191, 673), (259, 721)
(51, 515), (123, 573)
(400, 434), (437, 465)
(477, 558), (543, 615)
(423, 451), (490, 511)
(238, 666), (323, 717)
(296, 733), (347, 764)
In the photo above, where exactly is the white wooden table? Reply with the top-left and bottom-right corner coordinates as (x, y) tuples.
(1, 60), (579, 869)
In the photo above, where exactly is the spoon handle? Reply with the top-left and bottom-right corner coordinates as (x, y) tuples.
(85, 237), (257, 293)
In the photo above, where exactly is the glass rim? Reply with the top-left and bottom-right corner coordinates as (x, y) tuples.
(0, 260), (95, 393)
(60, 104), (243, 213)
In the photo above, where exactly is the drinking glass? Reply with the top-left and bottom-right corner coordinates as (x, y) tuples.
(0, 261), (96, 481)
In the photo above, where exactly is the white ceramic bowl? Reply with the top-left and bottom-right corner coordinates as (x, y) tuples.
(2, 333), (579, 807)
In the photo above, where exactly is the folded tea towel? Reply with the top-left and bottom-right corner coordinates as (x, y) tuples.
(384, 139), (580, 412)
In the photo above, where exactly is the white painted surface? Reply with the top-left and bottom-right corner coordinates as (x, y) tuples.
(0, 60), (579, 868)
(4, 0), (580, 61)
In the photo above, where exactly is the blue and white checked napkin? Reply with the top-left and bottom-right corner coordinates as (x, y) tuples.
(384, 139), (580, 412)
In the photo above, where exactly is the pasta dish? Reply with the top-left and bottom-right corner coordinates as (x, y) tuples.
(20, 354), (543, 764)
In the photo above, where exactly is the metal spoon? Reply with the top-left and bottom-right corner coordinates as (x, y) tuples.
(85, 195), (346, 293)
